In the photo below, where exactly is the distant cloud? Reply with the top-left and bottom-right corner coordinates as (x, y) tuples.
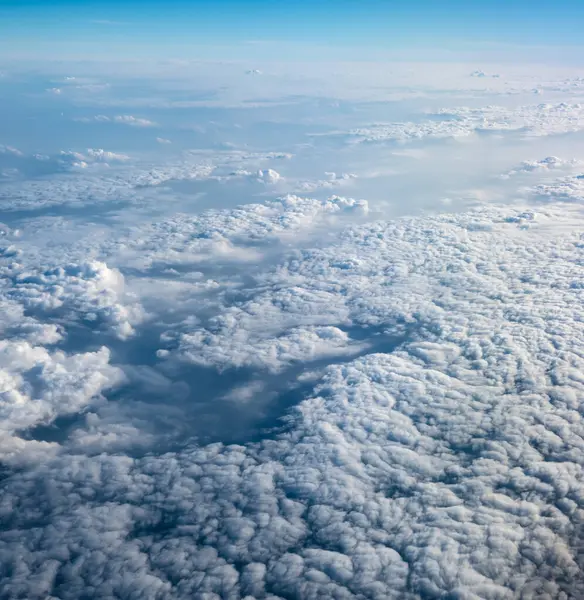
(225, 168), (282, 184)
(318, 102), (584, 144)
(296, 171), (357, 192)
(75, 115), (157, 127)
(59, 148), (131, 169)
(503, 156), (582, 178)
(530, 172), (584, 203)
(470, 69), (500, 78)
(0, 145), (24, 157)
(156, 137), (172, 144)
(113, 115), (156, 127)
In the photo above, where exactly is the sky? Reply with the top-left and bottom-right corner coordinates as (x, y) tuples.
(2, 0), (584, 61)
(3, 2), (584, 599)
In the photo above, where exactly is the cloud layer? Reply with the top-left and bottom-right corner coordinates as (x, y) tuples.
(3, 60), (584, 600)
(321, 103), (584, 144)
(2, 199), (584, 598)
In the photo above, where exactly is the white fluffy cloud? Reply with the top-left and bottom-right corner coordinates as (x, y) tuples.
(0, 149), (285, 212)
(114, 194), (369, 272)
(5, 260), (144, 339)
(0, 249), (126, 461)
(0, 144), (133, 186)
(296, 172), (357, 193)
(503, 156), (582, 178)
(5, 58), (584, 600)
(321, 102), (584, 144)
(0, 342), (121, 461)
(222, 168), (282, 184)
(3, 201), (584, 598)
(530, 173), (584, 203)
(59, 148), (131, 169)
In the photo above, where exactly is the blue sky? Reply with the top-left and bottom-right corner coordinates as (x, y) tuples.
(2, 0), (584, 61)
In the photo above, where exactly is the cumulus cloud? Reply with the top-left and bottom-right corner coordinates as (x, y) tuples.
(2, 203), (584, 598)
(58, 148), (131, 169)
(503, 156), (582, 178)
(171, 325), (359, 372)
(0, 149), (274, 212)
(0, 252), (126, 461)
(0, 145), (132, 184)
(296, 172), (357, 192)
(319, 102), (584, 144)
(6, 57), (584, 600)
(222, 168), (282, 184)
(114, 194), (369, 272)
(84, 148), (130, 162)
(255, 168), (281, 184)
(0, 342), (121, 461)
(3, 259), (144, 340)
(527, 172), (584, 204)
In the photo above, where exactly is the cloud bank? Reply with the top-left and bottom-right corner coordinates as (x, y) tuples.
(2, 200), (584, 598)
(321, 103), (584, 144)
(3, 59), (584, 600)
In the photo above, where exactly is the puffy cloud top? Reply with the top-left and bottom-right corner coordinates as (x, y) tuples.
(322, 103), (584, 144)
(2, 202), (584, 598)
(4, 64), (584, 600)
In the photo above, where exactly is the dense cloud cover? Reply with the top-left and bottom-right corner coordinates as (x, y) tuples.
(322, 103), (584, 144)
(3, 201), (584, 598)
(2, 60), (584, 599)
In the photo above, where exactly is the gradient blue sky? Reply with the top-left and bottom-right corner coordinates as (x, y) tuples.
(1, 0), (584, 61)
